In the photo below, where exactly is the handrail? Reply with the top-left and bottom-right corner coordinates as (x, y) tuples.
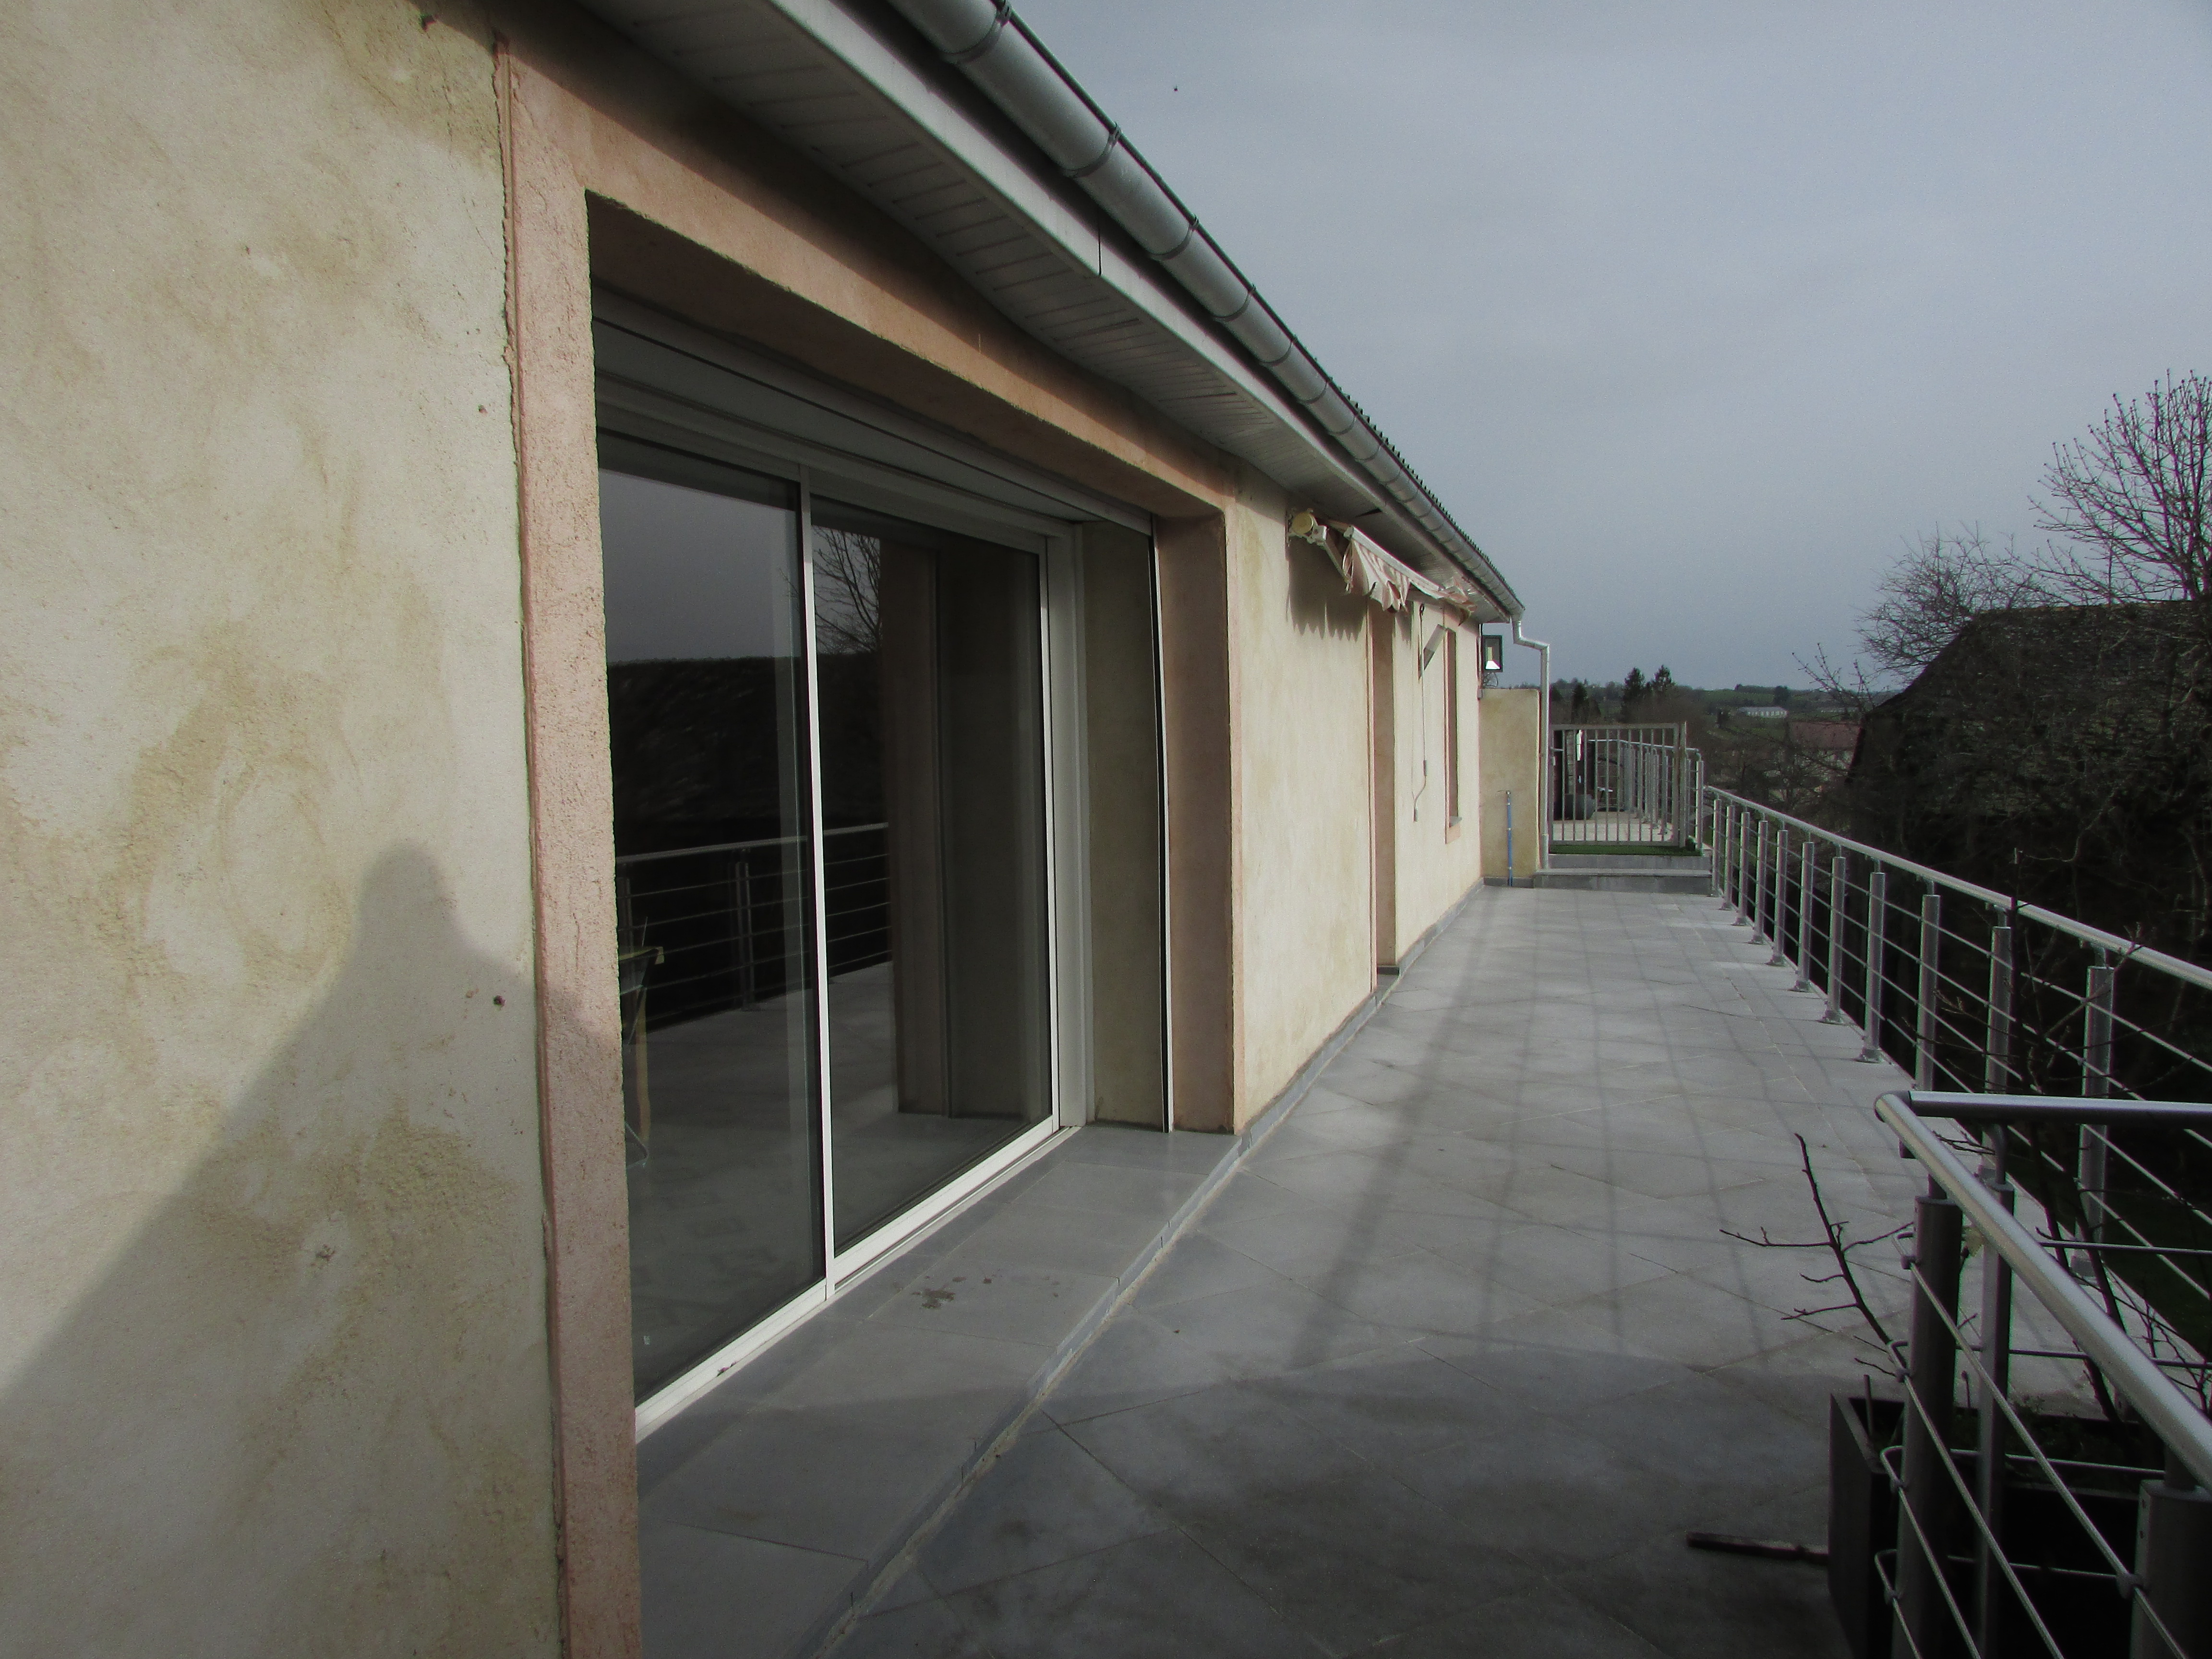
(1702, 784), (2212, 994)
(1877, 1089), (2212, 1491)
(1906, 1091), (2212, 1128)
(614, 822), (890, 867)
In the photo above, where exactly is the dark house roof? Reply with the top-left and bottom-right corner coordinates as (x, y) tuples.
(1842, 601), (2208, 954)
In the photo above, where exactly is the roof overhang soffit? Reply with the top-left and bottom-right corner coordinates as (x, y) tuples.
(570, 0), (1523, 620)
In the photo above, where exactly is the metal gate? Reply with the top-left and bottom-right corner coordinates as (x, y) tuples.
(1550, 724), (1695, 848)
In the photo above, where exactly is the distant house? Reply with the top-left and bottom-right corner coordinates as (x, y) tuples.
(1790, 721), (1860, 754)
(1734, 705), (1790, 720)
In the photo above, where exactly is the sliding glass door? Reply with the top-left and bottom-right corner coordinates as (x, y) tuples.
(599, 441), (823, 1401)
(810, 499), (1052, 1251)
(600, 441), (1059, 1407)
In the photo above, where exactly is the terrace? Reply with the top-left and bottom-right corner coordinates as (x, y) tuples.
(641, 791), (2212, 1659)
(638, 867), (1912, 1657)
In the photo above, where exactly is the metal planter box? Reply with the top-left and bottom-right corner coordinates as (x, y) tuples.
(1827, 1392), (2143, 1659)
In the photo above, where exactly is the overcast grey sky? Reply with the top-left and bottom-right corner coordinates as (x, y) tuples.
(1016, 0), (2212, 688)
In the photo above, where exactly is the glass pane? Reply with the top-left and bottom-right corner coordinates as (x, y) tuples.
(812, 501), (1051, 1251)
(599, 443), (823, 1402)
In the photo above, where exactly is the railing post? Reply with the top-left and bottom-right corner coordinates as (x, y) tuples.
(1916, 890), (1941, 1090)
(1859, 869), (1888, 1063)
(1794, 837), (1816, 991)
(1823, 847), (1848, 1022)
(1734, 805), (1751, 926)
(1753, 817), (1770, 943)
(2133, 1450), (2212, 1659)
(1675, 730), (1689, 848)
(2080, 961), (2115, 1239)
(1895, 1181), (1964, 1659)
(734, 851), (757, 1008)
(1984, 924), (2013, 1093)
(1705, 793), (1720, 895)
(1768, 824), (1791, 966)
(1973, 1157), (2017, 1658)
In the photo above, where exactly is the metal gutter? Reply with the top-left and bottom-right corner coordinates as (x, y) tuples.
(1509, 620), (1552, 868)
(884, 0), (1518, 618)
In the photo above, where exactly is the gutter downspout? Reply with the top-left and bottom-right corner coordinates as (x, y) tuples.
(1510, 620), (1551, 872)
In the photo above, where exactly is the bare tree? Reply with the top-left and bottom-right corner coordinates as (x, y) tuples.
(2035, 372), (2212, 606)
(1794, 643), (1886, 722)
(810, 529), (881, 656)
(1797, 525), (2054, 717)
(1857, 524), (2054, 681)
(2033, 370), (2212, 668)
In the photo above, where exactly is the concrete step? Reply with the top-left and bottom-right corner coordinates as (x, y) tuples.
(1549, 853), (1707, 873)
(1528, 868), (1714, 892)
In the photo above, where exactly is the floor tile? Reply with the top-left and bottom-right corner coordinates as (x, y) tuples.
(943, 1531), (1319, 1659)
(1043, 1310), (1239, 1424)
(1175, 1465), (1536, 1655)
(1137, 1274), (1417, 1381)
(1064, 1380), (1373, 1508)
(869, 1254), (1118, 1350)
(1564, 1370), (1827, 1513)
(916, 1428), (1169, 1594)
(641, 1521), (863, 1659)
(828, 1596), (995, 1659)
(1241, 1343), (1530, 1464)
(1132, 1231), (1289, 1310)
(1364, 1581), (1669, 1658)
(1555, 1528), (1850, 1659)
(1417, 1332), (1696, 1414)
(1386, 1414), (1706, 1571)
(647, 1404), (974, 1560)
(640, 882), (1926, 1659)
(1285, 1245), (1546, 1337)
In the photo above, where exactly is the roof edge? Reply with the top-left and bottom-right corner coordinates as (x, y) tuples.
(883, 0), (1520, 618)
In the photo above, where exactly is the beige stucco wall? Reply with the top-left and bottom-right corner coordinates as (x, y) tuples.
(1480, 688), (1545, 882)
(0, 4), (558, 1655)
(1082, 522), (1167, 1128)
(0, 0), (1529, 1641)
(1386, 607), (1488, 958)
(1230, 507), (1383, 1117)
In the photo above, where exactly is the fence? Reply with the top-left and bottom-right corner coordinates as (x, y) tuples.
(1551, 724), (1700, 848)
(613, 822), (890, 1023)
(1702, 785), (2212, 1655)
(1868, 1091), (2212, 1659)
(613, 823), (890, 1164)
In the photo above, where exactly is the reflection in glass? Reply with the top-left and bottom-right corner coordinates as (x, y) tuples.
(812, 500), (1052, 1250)
(599, 442), (822, 1401)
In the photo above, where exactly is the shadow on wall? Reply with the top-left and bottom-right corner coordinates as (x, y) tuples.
(0, 848), (564, 1659)
(1284, 534), (1369, 640)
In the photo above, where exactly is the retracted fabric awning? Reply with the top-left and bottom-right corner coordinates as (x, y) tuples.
(1290, 509), (1479, 624)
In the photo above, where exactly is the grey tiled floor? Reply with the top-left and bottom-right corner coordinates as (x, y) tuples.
(638, 1122), (1239, 1659)
(829, 884), (1926, 1658)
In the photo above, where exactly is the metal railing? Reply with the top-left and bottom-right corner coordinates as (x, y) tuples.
(1551, 723), (1701, 847)
(614, 822), (890, 1022)
(1871, 1090), (2212, 1659)
(1697, 786), (2212, 1652)
(1703, 786), (2212, 1364)
(612, 823), (890, 1166)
